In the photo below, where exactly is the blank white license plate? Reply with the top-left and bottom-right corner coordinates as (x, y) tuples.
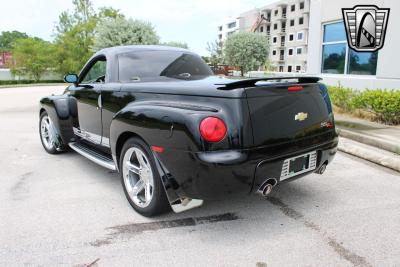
(280, 151), (317, 181)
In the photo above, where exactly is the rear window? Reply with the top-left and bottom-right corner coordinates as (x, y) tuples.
(118, 50), (213, 82)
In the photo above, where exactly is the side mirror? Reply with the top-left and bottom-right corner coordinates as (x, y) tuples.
(64, 74), (78, 84)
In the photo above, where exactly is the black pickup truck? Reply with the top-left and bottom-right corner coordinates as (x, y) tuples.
(39, 45), (338, 216)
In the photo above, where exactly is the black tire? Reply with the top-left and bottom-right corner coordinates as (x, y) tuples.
(39, 111), (64, 154)
(119, 137), (170, 217)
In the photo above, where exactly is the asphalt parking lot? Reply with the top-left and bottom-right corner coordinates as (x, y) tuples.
(1, 85), (400, 267)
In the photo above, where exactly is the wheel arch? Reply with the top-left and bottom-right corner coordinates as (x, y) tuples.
(114, 130), (182, 206)
(39, 95), (75, 145)
(39, 107), (46, 115)
(115, 131), (147, 167)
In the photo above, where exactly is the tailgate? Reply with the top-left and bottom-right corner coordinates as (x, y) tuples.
(245, 82), (334, 148)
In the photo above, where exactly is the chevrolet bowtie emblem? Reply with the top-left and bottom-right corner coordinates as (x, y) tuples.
(295, 112), (308, 121)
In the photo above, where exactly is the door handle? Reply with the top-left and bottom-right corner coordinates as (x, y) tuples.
(97, 95), (102, 110)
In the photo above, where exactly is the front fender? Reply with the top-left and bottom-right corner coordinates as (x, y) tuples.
(40, 95), (77, 144)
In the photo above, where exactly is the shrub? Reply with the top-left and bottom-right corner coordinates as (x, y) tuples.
(353, 89), (400, 124)
(327, 85), (400, 125)
(0, 80), (63, 85)
(327, 86), (358, 112)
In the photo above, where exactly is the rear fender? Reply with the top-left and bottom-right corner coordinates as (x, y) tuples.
(110, 99), (252, 156)
(109, 100), (248, 203)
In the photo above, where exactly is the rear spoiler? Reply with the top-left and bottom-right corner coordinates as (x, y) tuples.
(216, 76), (321, 90)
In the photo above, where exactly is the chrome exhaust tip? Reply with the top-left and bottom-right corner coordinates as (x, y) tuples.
(257, 178), (278, 197)
(316, 163), (327, 175)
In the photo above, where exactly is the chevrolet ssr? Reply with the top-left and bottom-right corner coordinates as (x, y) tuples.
(39, 45), (338, 217)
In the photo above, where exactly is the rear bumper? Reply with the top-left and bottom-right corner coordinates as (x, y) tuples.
(157, 135), (338, 200)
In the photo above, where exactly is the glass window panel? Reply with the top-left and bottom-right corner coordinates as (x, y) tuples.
(347, 50), (377, 75)
(118, 51), (212, 82)
(297, 32), (303, 40)
(322, 43), (346, 74)
(81, 59), (106, 84)
(323, 22), (347, 42)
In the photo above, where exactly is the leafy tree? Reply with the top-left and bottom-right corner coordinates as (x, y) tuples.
(161, 41), (189, 49)
(92, 17), (159, 51)
(54, 0), (97, 74)
(9, 37), (55, 81)
(98, 7), (125, 19)
(206, 40), (223, 66)
(54, 0), (124, 74)
(0, 31), (29, 50)
(224, 32), (269, 76)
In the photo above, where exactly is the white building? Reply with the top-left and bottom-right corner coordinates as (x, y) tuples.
(307, 0), (399, 89)
(217, 17), (240, 42)
(238, 0), (310, 73)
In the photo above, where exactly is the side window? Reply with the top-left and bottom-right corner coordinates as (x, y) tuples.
(81, 58), (107, 84)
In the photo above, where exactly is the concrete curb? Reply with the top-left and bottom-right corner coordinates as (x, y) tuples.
(337, 128), (400, 155)
(338, 137), (400, 173)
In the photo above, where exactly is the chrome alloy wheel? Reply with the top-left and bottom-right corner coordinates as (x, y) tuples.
(40, 114), (58, 150)
(122, 147), (154, 208)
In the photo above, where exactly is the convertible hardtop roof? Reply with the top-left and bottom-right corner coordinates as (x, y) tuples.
(96, 45), (193, 57)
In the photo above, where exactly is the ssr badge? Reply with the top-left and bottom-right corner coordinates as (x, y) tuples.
(342, 5), (390, 52)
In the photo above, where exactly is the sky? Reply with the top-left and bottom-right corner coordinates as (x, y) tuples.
(0, 0), (275, 55)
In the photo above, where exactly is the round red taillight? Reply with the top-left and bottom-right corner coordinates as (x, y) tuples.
(199, 117), (227, 142)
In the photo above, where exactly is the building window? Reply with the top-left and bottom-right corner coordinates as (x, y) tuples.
(289, 34), (294, 41)
(288, 65), (292, 72)
(321, 21), (377, 75)
(296, 47), (303, 55)
(300, 2), (304, 9)
(322, 43), (346, 74)
(274, 9), (278, 16)
(274, 23), (277, 30)
(218, 26), (222, 31)
(288, 48), (293, 56)
(272, 50), (277, 56)
(260, 26), (264, 32)
(279, 66), (284, 72)
(297, 31), (304, 41)
(290, 19), (294, 27)
(273, 36), (277, 43)
(323, 22), (347, 42)
(296, 65), (302, 72)
(218, 34), (222, 40)
(291, 4), (295, 12)
(227, 22), (236, 29)
(299, 17), (304, 25)
(347, 49), (378, 75)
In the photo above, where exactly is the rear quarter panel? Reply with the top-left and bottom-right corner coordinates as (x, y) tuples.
(109, 91), (254, 160)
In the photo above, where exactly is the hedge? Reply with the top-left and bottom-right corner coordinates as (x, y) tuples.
(328, 86), (400, 125)
(0, 80), (63, 85)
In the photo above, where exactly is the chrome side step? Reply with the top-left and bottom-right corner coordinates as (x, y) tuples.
(69, 142), (117, 171)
